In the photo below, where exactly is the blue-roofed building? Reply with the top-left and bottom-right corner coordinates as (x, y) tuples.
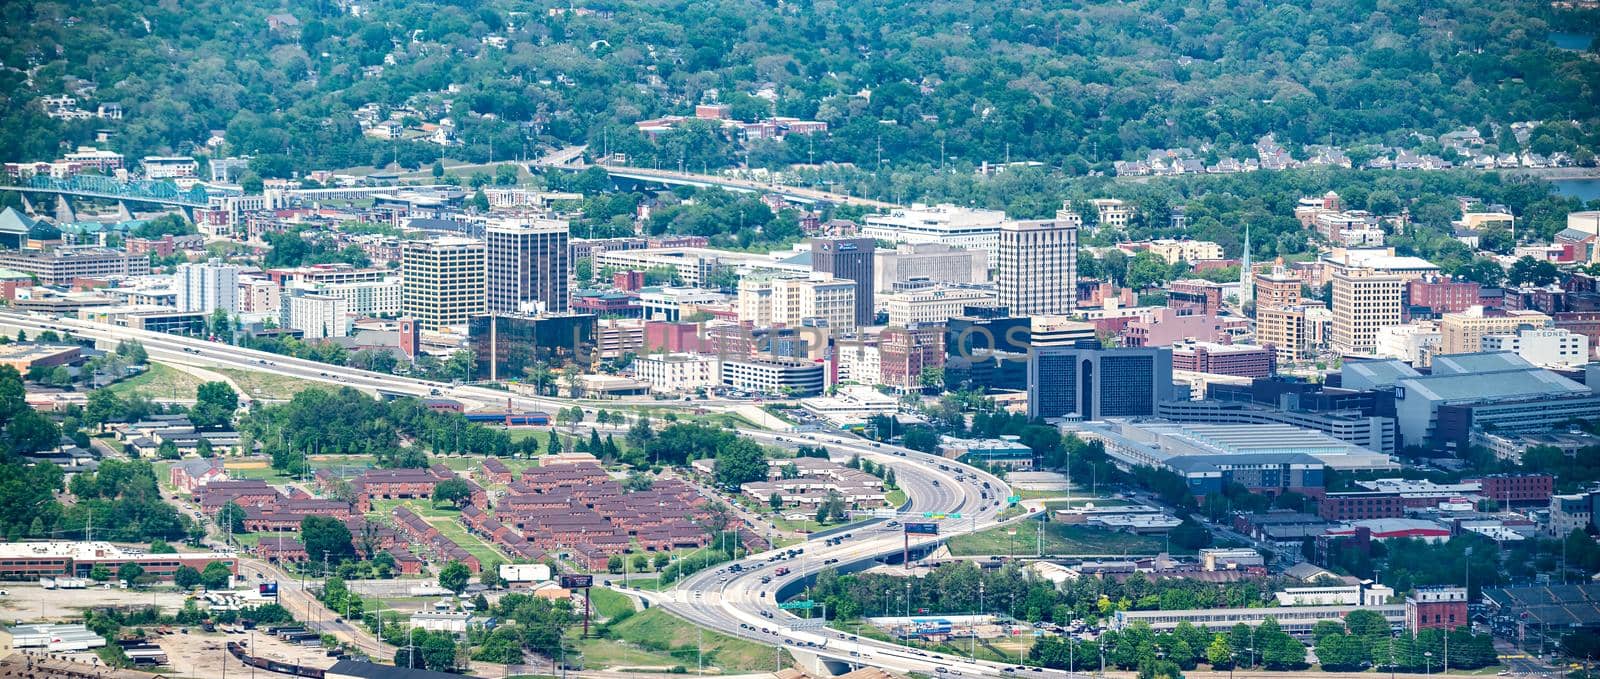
(939, 436), (1035, 470)
(1380, 352), (1599, 452)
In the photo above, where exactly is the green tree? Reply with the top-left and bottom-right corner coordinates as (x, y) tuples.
(1205, 634), (1233, 668)
(201, 561), (233, 589)
(190, 381), (239, 429)
(173, 565), (201, 589)
(432, 477), (474, 508)
(218, 501), (247, 534)
(300, 515), (355, 567)
(117, 562), (144, 585)
(5, 409), (61, 453)
(89, 564), (111, 581)
(438, 560), (471, 594)
(713, 439), (767, 488)
(208, 309), (235, 344)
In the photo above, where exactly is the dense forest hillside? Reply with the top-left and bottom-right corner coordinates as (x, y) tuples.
(2, 0), (1597, 172)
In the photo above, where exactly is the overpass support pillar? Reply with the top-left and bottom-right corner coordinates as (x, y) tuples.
(115, 201), (133, 222)
(18, 194), (33, 215)
(54, 195), (75, 224)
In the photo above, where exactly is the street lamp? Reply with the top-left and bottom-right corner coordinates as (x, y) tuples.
(1425, 651), (1433, 676)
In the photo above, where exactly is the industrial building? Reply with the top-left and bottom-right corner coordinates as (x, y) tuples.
(1112, 604), (1406, 635)
(0, 541), (236, 581)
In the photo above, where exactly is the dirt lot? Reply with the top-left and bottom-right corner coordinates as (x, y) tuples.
(0, 584), (192, 622)
(157, 628), (338, 677)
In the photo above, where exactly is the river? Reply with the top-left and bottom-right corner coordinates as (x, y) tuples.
(1549, 31), (1594, 50)
(1553, 177), (1600, 202)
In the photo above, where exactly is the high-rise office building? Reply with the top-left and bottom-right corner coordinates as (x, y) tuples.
(175, 260), (239, 314)
(1331, 267), (1403, 355)
(997, 219), (1077, 316)
(810, 237), (875, 327)
(737, 273), (857, 332)
(486, 218), (570, 315)
(1028, 345), (1173, 420)
(401, 238), (485, 330)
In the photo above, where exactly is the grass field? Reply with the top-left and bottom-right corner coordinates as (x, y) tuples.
(226, 455), (376, 484)
(107, 363), (205, 400)
(573, 637), (683, 670)
(367, 498), (509, 566)
(946, 521), (1171, 557)
(217, 369), (321, 400)
(601, 608), (780, 673)
(588, 587), (636, 620)
(1041, 498), (1133, 510)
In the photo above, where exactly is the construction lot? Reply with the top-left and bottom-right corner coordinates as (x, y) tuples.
(0, 584), (192, 622)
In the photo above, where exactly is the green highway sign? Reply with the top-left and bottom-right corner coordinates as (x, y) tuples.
(949, 513), (961, 519)
(1007, 495), (1021, 504)
(779, 600), (816, 610)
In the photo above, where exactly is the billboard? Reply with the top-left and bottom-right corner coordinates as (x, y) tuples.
(259, 582), (278, 597)
(500, 563), (553, 583)
(904, 522), (940, 535)
(559, 574), (594, 589)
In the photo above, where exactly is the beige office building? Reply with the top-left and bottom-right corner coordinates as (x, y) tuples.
(1258, 304), (1329, 363)
(401, 238), (485, 330)
(1438, 306), (1552, 355)
(884, 285), (997, 327)
(997, 219), (1077, 316)
(737, 273), (857, 332)
(1330, 268), (1403, 355)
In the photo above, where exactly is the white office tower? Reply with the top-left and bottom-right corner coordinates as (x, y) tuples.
(997, 219), (1077, 316)
(175, 260), (239, 314)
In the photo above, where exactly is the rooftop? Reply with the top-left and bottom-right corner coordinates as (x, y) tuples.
(0, 540), (234, 562)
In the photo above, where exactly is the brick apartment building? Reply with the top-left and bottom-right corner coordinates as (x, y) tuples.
(1463, 473), (1554, 505)
(1318, 491), (1405, 521)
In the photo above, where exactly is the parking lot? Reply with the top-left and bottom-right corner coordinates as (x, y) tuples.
(0, 584), (192, 622)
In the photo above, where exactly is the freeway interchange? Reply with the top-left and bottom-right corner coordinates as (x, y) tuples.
(0, 311), (1055, 677)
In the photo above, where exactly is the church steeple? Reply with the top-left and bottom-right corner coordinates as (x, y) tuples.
(1240, 224), (1253, 306)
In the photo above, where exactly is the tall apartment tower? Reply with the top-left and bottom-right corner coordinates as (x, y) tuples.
(401, 238), (486, 330)
(810, 237), (875, 327)
(175, 260), (240, 314)
(1331, 267), (1403, 355)
(997, 219), (1077, 316)
(486, 218), (570, 315)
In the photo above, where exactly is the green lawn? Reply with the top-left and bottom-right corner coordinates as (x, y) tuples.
(885, 489), (908, 507)
(603, 608), (781, 672)
(946, 521), (1172, 557)
(608, 576), (661, 591)
(573, 637), (684, 670)
(226, 455), (374, 484)
(1041, 498), (1133, 510)
(217, 368), (321, 400)
(107, 363), (206, 400)
(367, 498), (509, 566)
(588, 587), (636, 620)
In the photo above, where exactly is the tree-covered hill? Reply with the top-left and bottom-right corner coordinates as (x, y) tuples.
(2, 0), (1596, 172)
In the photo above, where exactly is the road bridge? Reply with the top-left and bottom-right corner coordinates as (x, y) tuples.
(0, 174), (226, 222)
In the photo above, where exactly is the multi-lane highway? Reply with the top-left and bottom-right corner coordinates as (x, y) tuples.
(0, 311), (1049, 677)
(661, 430), (1053, 678)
